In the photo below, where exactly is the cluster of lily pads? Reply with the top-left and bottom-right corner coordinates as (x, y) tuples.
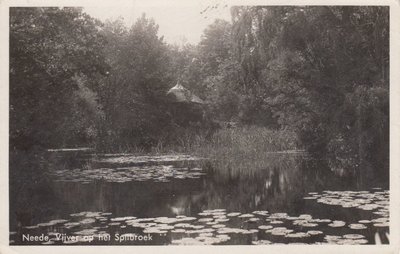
(51, 165), (206, 183)
(303, 189), (389, 227)
(11, 189), (389, 245)
(94, 154), (202, 165)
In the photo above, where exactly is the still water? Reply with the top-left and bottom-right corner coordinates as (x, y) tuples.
(9, 151), (389, 245)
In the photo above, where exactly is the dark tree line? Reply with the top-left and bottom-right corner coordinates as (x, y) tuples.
(10, 8), (108, 150)
(229, 6), (389, 171)
(10, 6), (389, 170)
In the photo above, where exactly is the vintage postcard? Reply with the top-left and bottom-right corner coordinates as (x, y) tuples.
(0, 0), (399, 253)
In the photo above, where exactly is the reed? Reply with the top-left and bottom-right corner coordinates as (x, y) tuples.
(193, 126), (301, 173)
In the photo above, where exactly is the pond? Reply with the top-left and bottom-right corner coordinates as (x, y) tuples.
(9, 151), (389, 245)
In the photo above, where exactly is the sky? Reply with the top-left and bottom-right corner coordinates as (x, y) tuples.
(83, 0), (231, 45)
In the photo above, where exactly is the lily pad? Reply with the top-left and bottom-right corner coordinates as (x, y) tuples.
(336, 239), (368, 244)
(373, 222), (389, 227)
(79, 218), (96, 224)
(64, 222), (80, 229)
(199, 232), (213, 237)
(42, 240), (55, 245)
(328, 221), (346, 228)
(258, 225), (273, 230)
(74, 229), (98, 235)
(270, 220), (284, 224)
(252, 211), (269, 216)
(252, 240), (272, 245)
(143, 228), (168, 234)
(238, 214), (254, 218)
(358, 220), (371, 224)
(211, 224), (226, 229)
(49, 219), (69, 224)
(24, 225), (39, 229)
(324, 235), (342, 241)
(307, 230), (323, 235)
(286, 232), (310, 238)
(298, 214), (313, 220)
(227, 212), (241, 217)
(349, 224), (367, 230)
(301, 223), (318, 228)
(343, 234), (365, 239)
(198, 218), (213, 223)
(110, 216), (137, 222)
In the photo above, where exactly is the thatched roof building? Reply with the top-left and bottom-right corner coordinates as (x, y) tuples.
(167, 82), (205, 105)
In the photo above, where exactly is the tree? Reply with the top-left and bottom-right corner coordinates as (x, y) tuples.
(230, 6), (389, 171)
(98, 14), (173, 149)
(10, 7), (108, 150)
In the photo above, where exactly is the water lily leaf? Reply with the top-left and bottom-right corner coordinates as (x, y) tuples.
(343, 234), (365, 239)
(174, 223), (194, 228)
(74, 229), (98, 235)
(211, 224), (226, 229)
(270, 213), (288, 219)
(258, 225), (273, 230)
(192, 225), (205, 229)
(373, 222), (389, 227)
(36, 222), (57, 227)
(64, 222), (80, 228)
(42, 240), (55, 245)
(307, 230), (323, 235)
(199, 232), (213, 237)
(298, 214), (313, 220)
(143, 228), (168, 234)
(312, 219), (331, 223)
(336, 239), (368, 245)
(358, 204), (379, 210)
(216, 234), (231, 240)
(286, 232), (310, 238)
(79, 218), (96, 224)
(252, 211), (269, 216)
(324, 235), (342, 241)
(238, 214), (254, 218)
(24, 225), (40, 229)
(171, 238), (205, 245)
(227, 212), (241, 217)
(349, 224), (367, 230)
(371, 217), (388, 223)
(110, 216), (137, 222)
(270, 220), (284, 224)
(328, 221), (346, 227)
(49, 219), (69, 224)
(206, 221), (219, 225)
(252, 240), (272, 245)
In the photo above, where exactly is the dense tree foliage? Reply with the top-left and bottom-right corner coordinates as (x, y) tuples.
(10, 6), (389, 173)
(10, 7), (108, 150)
(97, 15), (174, 149)
(229, 6), (389, 172)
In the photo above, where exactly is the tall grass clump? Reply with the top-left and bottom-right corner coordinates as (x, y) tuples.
(194, 126), (302, 174)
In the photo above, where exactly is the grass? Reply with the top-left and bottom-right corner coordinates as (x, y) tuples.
(192, 126), (302, 174)
(94, 125), (302, 174)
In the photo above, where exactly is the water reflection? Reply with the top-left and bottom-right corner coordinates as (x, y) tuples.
(9, 151), (389, 245)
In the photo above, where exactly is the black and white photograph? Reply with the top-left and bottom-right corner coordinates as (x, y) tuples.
(1, 0), (400, 252)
